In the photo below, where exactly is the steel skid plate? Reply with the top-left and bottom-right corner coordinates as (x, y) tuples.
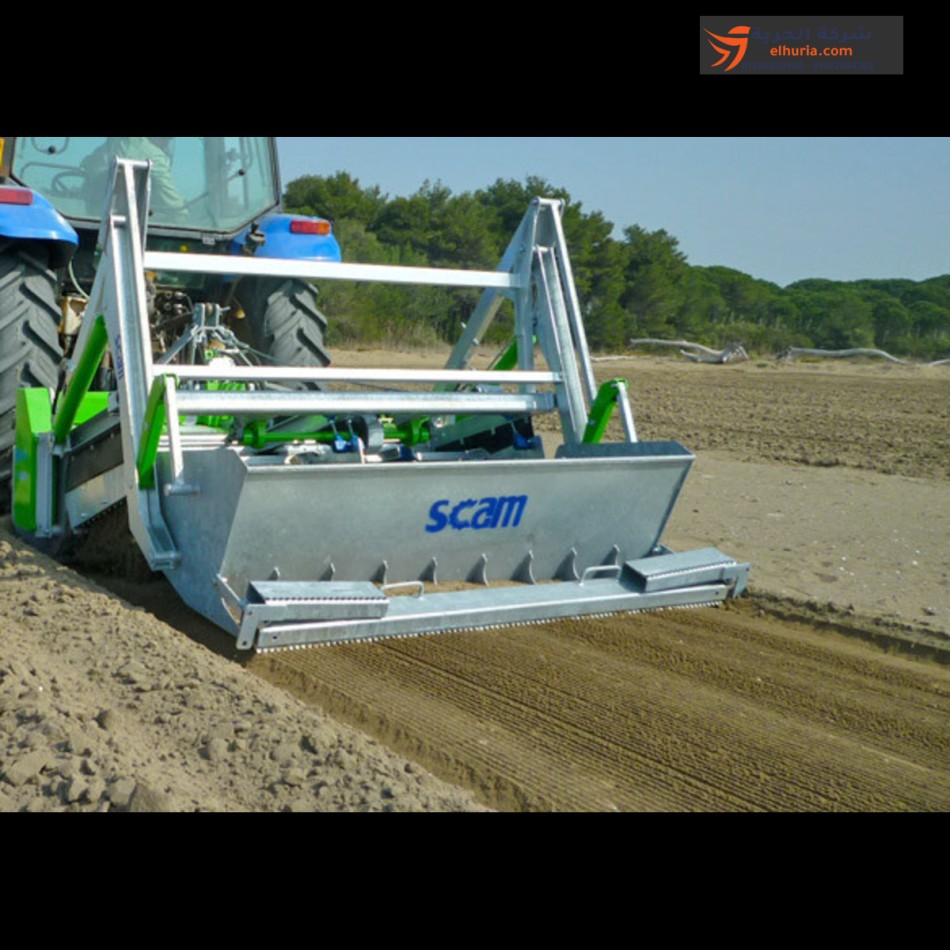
(249, 572), (739, 652)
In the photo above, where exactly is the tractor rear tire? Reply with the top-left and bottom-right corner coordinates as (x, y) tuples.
(0, 240), (63, 515)
(237, 277), (330, 369)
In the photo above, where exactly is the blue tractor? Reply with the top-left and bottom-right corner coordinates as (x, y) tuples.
(0, 136), (340, 512)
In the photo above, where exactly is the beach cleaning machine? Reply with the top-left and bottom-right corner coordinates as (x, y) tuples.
(12, 160), (749, 651)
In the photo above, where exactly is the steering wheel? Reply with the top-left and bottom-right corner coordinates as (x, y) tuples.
(50, 170), (87, 199)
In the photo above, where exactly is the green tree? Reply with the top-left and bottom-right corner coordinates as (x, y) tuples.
(786, 283), (875, 349)
(282, 172), (948, 358)
(475, 176), (571, 249)
(283, 171), (385, 227)
(620, 226), (690, 340)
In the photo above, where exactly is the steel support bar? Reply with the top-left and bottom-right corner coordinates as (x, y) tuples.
(79, 159), (179, 569)
(144, 252), (523, 291)
(169, 365), (561, 386)
(173, 389), (557, 419)
(548, 199), (598, 406)
(535, 248), (588, 442)
(616, 379), (638, 442)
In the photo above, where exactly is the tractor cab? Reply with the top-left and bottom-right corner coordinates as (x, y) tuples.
(10, 136), (284, 239)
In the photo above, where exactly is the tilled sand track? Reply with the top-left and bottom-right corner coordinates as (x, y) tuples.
(237, 351), (950, 812)
(250, 600), (950, 812)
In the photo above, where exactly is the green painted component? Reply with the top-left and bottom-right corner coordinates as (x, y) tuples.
(14, 387), (110, 532)
(73, 392), (111, 426)
(137, 375), (171, 490)
(12, 388), (53, 533)
(195, 379), (245, 430)
(53, 315), (108, 444)
(493, 337), (520, 371)
(241, 417), (431, 449)
(384, 418), (430, 445)
(583, 378), (627, 444)
(139, 376), (242, 488)
(490, 335), (540, 372)
(241, 419), (331, 449)
(241, 420), (269, 449)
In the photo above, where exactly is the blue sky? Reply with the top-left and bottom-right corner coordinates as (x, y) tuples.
(277, 137), (950, 289)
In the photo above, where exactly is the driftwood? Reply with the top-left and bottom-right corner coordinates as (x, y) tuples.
(601, 340), (949, 367)
(779, 347), (950, 367)
(628, 339), (749, 364)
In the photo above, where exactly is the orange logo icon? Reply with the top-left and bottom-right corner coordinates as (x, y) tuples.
(705, 25), (751, 71)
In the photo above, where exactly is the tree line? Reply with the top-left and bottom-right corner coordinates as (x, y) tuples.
(284, 172), (950, 360)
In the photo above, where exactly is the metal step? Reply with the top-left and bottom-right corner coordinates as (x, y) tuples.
(238, 581), (389, 649)
(626, 548), (750, 595)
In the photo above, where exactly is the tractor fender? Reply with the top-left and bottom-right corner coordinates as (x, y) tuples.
(0, 186), (78, 268)
(229, 212), (342, 264)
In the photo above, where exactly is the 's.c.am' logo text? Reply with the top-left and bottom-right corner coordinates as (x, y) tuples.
(705, 25), (751, 71)
(425, 495), (528, 533)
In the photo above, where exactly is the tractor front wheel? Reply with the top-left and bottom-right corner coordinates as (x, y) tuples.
(236, 277), (330, 370)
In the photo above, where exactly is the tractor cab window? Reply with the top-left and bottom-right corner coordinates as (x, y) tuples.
(12, 136), (281, 235)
